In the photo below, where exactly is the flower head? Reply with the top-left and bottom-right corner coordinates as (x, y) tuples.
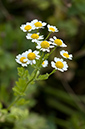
(60, 50), (72, 60)
(25, 49), (40, 65)
(31, 19), (46, 29)
(15, 53), (28, 67)
(26, 33), (44, 42)
(42, 60), (48, 67)
(51, 57), (68, 72)
(47, 24), (58, 32)
(20, 22), (35, 32)
(36, 40), (54, 52)
(49, 36), (67, 47)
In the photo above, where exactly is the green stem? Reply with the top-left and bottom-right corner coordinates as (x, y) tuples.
(49, 46), (57, 56)
(37, 28), (39, 33)
(7, 96), (20, 111)
(7, 69), (38, 111)
(22, 69), (38, 93)
(49, 69), (56, 76)
(45, 32), (52, 40)
(43, 46), (57, 61)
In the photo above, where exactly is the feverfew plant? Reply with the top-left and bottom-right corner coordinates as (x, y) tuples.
(7, 19), (73, 110)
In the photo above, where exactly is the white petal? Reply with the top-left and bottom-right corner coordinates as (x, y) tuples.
(53, 36), (57, 40)
(49, 38), (54, 42)
(36, 45), (41, 49)
(33, 60), (36, 64)
(51, 61), (55, 68)
(54, 57), (58, 62)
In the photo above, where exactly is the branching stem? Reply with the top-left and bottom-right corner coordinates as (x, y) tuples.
(7, 69), (38, 111)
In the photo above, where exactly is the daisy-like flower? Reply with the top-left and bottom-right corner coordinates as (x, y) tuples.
(20, 22), (35, 32)
(49, 36), (67, 47)
(47, 24), (58, 32)
(25, 49), (40, 65)
(36, 40), (54, 52)
(42, 60), (48, 67)
(31, 19), (46, 29)
(51, 57), (68, 72)
(26, 32), (44, 42)
(60, 50), (72, 60)
(15, 53), (28, 67)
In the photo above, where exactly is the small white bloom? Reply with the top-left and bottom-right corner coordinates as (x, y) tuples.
(36, 40), (54, 52)
(26, 32), (44, 42)
(60, 50), (73, 60)
(49, 36), (67, 47)
(31, 19), (47, 29)
(42, 60), (48, 67)
(15, 53), (28, 67)
(47, 24), (58, 32)
(51, 57), (68, 72)
(20, 22), (35, 32)
(24, 49), (40, 65)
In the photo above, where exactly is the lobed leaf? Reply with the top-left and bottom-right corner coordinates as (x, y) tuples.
(36, 73), (49, 81)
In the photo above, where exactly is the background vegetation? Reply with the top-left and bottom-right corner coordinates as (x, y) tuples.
(0, 0), (85, 129)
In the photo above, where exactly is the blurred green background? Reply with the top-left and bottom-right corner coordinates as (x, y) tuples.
(0, 0), (85, 129)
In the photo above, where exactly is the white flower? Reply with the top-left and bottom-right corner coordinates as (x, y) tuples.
(42, 60), (48, 67)
(26, 32), (44, 42)
(51, 57), (68, 72)
(36, 40), (54, 52)
(15, 53), (28, 67)
(20, 22), (35, 32)
(24, 49), (40, 65)
(60, 50), (73, 60)
(49, 36), (67, 47)
(31, 19), (47, 29)
(47, 24), (58, 32)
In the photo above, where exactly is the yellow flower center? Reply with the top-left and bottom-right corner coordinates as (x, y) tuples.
(42, 61), (45, 65)
(63, 53), (69, 58)
(34, 22), (42, 27)
(20, 57), (27, 63)
(49, 27), (55, 32)
(54, 39), (62, 46)
(27, 52), (36, 60)
(55, 61), (64, 69)
(31, 34), (39, 39)
(24, 25), (32, 31)
(41, 41), (50, 48)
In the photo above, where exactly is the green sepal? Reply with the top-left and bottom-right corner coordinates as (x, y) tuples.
(36, 73), (49, 81)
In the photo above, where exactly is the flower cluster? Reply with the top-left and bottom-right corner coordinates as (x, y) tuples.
(16, 19), (73, 72)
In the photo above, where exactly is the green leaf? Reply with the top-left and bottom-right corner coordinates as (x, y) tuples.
(0, 102), (3, 109)
(0, 109), (8, 114)
(13, 78), (27, 96)
(16, 98), (29, 106)
(36, 73), (49, 81)
(13, 67), (29, 96)
(18, 67), (30, 79)
(30, 81), (35, 85)
(12, 87), (25, 96)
